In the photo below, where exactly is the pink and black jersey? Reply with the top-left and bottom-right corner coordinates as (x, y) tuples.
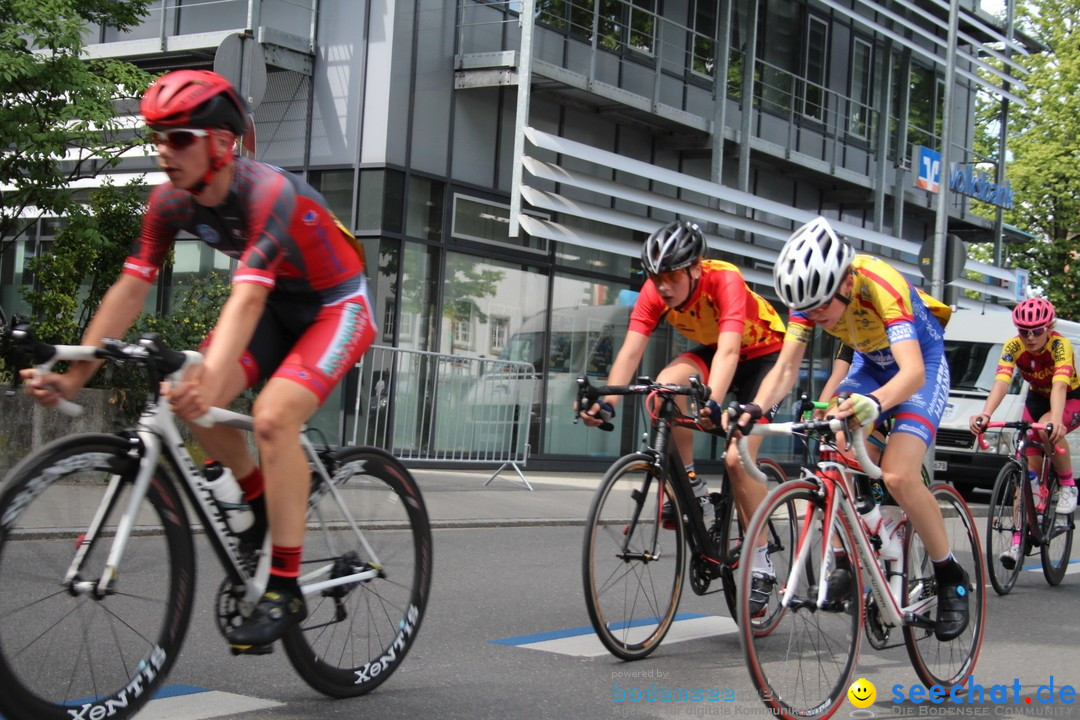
(124, 156), (365, 305)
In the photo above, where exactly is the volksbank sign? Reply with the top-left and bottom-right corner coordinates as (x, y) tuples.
(949, 162), (1015, 210)
(912, 146), (1015, 210)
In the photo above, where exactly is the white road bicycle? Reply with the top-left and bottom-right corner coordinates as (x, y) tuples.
(0, 327), (433, 720)
(732, 416), (986, 720)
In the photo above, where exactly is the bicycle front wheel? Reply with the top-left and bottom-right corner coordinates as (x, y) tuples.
(282, 446), (432, 697)
(903, 483), (986, 689)
(1041, 470), (1074, 586)
(986, 462), (1025, 595)
(739, 479), (863, 720)
(0, 434), (195, 720)
(583, 454), (684, 660)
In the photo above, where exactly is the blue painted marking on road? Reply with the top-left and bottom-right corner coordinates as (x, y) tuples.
(490, 613), (709, 646)
(153, 684), (209, 699)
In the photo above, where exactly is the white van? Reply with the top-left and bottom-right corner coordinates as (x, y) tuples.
(936, 306), (1080, 496)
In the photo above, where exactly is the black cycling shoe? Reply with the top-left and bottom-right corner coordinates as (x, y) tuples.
(820, 559), (853, 612)
(934, 565), (971, 642)
(747, 571), (776, 618)
(226, 589), (307, 650)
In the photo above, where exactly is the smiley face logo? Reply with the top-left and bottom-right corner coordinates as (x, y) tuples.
(848, 678), (876, 708)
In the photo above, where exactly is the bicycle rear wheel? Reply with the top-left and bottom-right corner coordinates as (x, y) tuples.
(1041, 470), (1074, 586)
(282, 446), (432, 697)
(583, 453), (684, 660)
(903, 483), (986, 689)
(986, 462), (1025, 595)
(738, 479), (863, 720)
(0, 434), (194, 720)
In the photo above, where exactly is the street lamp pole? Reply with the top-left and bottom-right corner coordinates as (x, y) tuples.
(932, 0), (961, 301)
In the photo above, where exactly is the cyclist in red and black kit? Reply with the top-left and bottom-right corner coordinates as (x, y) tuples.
(578, 220), (786, 615)
(22, 70), (377, 650)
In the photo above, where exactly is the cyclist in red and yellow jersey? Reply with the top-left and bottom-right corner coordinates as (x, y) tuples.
(23, 70), (376, 650)
(578, 219), (785, 615)
(970, 297), (1080, 568)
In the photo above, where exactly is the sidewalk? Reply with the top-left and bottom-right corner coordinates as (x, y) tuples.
(9, 467), (607, 535)
(410, 468), (605, 528)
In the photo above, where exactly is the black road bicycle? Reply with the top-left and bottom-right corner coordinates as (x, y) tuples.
(576, 375), (791, 660)
(980, 419), (1075, 594)
(0, 327), (433, 720)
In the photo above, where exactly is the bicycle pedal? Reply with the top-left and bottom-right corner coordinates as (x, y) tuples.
(229, 642), (274, 656)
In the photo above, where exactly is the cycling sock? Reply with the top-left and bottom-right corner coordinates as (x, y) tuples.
(687, 466), (709, 497)
(238, 467), (265, 502)
(931, 553), (965, 585)
(1060, 470), (1075, 487)
(753, 544), (773, 574)
(270, 544), (302, 580)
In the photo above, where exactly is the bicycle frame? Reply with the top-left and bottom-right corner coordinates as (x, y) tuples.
(740, 420), (934, 631)
(981, 420), (1061, 548)
(30, 341), (381, 605)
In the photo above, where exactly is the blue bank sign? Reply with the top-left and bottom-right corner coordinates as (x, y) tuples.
(912, 146), (1015, 210)
(948, 163), (1014, 210)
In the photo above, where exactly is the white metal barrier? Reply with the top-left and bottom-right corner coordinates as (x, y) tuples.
(350, 345), (537, 490)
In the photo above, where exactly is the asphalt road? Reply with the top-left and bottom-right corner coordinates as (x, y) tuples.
(145, 517), (1080, 720)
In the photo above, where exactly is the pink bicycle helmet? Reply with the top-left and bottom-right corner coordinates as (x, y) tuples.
(1012, 297), (1056, 330)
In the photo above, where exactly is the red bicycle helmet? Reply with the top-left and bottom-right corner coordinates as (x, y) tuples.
(1012, 297), (1056, 330)
(141, 70), (248, 135)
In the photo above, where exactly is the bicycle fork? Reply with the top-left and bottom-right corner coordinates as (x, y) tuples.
(65, 431), (162, 597)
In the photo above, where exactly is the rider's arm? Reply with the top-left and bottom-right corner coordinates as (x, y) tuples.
(854, 337), (923, 413)
(818, 356), (851, 406)
(748, 337), (807, 414)
(198, 282), (271, 401)
(70, 274), (154, 387)
(704, 329), (742, 405)
(599, 329), (649, 408)
(972, 379), (1010, 424)
(1049, 379), (1069, 444)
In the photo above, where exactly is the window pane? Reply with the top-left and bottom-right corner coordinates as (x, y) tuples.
(357, 169), (404, 235)
(309, 169), (354, 229)
(451, 194), (548, 252)
(692, 0), (718, 77)
(406, 176), (444, 241)
(802, 17), (828, 121)
(850, 39), (872, 138)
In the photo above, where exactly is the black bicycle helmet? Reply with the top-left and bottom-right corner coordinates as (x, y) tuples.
(641, 220), (706, 275)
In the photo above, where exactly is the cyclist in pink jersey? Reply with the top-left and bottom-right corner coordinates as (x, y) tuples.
(970, 297), (1080, 568)
(578, 219), (786, 615)
(22, 70), (376, 650)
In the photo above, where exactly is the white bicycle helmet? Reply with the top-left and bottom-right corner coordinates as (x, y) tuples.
(641, 220), (706, 275)
(773, 217), (855, 311)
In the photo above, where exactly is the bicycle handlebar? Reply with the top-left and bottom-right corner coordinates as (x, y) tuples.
(12, 325), (207, 421)
(573, 374), (712, 432)
(974, 419), (1065, 454)
(731, 412), (882, 483)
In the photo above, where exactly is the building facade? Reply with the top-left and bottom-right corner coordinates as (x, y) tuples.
(0, 0), (1035, 469)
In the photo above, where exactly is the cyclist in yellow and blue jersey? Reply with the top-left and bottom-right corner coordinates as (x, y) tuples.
(730, 216), (970, 642)
(578, 219), (785, 616)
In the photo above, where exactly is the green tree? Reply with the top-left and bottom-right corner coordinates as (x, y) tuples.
(19, 179), (146, 345)
(980, 0), (1080, 317)
(135, 272), (231, 352)
(0, 0), (153, 255)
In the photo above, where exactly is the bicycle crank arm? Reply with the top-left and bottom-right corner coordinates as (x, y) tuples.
(301, 568), (380, 595)
(617, 551), (660, 562)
